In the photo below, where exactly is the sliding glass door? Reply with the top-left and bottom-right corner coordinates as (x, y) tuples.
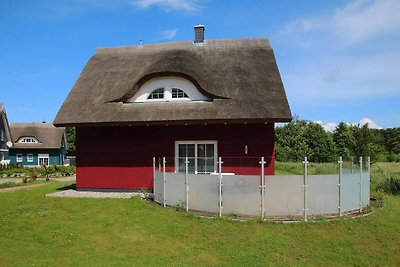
(175, 141), (217, 174)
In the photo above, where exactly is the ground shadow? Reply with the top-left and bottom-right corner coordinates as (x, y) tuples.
(56, 183), (76, 191)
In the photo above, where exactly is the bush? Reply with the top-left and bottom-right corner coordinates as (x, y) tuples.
(376, 173), (400, 195)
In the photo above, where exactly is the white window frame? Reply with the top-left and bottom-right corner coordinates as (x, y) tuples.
(174, 140), (218, 174)
(27, 154), (33, 163)
(16, 153), (23, 163)
(18, 137), (39, 144)
(127, 76), (209, 103)
(38, 154), (49, 166)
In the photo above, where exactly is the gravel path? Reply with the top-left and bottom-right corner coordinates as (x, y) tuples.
(46, 189), (149, 199)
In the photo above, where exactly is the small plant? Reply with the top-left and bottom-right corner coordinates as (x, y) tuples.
(175, 200), (186, 212)
(229, 213), (238, 219)
(377, 174), (400, 195)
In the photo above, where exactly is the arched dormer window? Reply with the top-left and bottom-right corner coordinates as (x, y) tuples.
(147, 88), (164, 99)
(126, 76), (210, 103)
(172, 88), (189, 99)
(18, 137), (39, 144)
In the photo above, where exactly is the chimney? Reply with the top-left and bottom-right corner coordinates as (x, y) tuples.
(194, 24), (205, 43)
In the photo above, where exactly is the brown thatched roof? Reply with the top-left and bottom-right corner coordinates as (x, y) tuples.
(54, 38), (291, 126)
(10, 123), (65, 149)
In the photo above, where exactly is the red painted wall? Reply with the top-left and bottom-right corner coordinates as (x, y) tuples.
(76, 124), (275, 190)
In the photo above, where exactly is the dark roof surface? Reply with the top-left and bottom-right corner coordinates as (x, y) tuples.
(0, 103), (12, 143)
(10, 123), (65, 149)
(54, 38), (291, 126)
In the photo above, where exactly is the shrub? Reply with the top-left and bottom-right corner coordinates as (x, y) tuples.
(377, 173), (400, 195)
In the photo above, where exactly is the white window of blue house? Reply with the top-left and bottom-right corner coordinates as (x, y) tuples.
(18, 137), (39, 143)
(17, 154), (23, 162)
(27, 154), (33, 163)
(38, 154), (49, 166)
(175, 141), (217, 174)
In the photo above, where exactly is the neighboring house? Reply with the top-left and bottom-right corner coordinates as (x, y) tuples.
(0, 103), (12, 163)
(9, 123), (67, 166)
(54, 25), (292, 191)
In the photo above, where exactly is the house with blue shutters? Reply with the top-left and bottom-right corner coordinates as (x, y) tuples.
(0, 103), (12, 164)
(9, 123), (67, 166)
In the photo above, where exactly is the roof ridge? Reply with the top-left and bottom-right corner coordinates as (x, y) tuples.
(96, 38), (270, 55)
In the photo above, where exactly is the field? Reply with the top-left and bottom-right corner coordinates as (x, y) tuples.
(0, 163), (399, 266)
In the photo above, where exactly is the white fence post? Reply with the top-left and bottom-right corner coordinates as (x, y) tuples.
(152, 157), (156, 194)
(163, 157), (166, 208)
(338, 156), (343, 217)
(218, 157), (223, 217)
(351, 157), (354, 174)
(259, 157), (266, 218)
(303, 157), (309, 222)
(185, 156), (189, 212)
(359, 156), (363, 212)
(368, 156), (371, 203)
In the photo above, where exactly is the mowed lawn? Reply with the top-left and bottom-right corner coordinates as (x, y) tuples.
(0, 169), (399, 266)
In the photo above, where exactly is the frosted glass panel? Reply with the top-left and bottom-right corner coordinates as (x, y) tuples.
(223, 175), (261, 216)
(164, 173), (186, 207)
(265, 175), (304, 216)
(188, 174), (219, 213)
(154, 171), (164, 204)
(308, 175), (339, 215)
(362, 171), (370, 206)
(341, 173), (359, 212)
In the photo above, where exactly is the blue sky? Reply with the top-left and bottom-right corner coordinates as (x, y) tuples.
(1, 0), (399, 130)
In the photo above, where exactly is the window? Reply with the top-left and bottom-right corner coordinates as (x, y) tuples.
(172, 88), (189, 98)
(18, 137), (39, 143)
(27, 154), (33, 163)
(147, 88), (164, 99)
(38, 154), (49, 166)
(175, 141), (217, 174)
(17, 154), (23, 162)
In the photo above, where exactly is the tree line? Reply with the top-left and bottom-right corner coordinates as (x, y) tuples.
(275, 118), (400, 163)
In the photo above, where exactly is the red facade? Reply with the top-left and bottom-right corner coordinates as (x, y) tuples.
(76, 123), (275, 190)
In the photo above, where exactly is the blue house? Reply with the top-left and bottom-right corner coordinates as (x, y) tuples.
(0, 103), (12, 163)
(9, 123), (67, 166)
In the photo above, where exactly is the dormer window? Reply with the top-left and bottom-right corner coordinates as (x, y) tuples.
(126, 76), (210, 103)
(172, 88), (189, 99)
(147, 88), (164, 99)
(18, 137), (39, 144)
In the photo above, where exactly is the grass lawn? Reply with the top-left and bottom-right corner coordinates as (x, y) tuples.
(0, 165), (399, 266)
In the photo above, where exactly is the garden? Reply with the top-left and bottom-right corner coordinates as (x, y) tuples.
(0, 161), (398, 266)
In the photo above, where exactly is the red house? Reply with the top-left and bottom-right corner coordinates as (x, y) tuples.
(54, 26), (292, 191)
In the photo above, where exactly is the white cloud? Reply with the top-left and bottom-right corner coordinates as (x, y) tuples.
(133, 0), (201, 13)
(280, 0), (400, 46)
(332, 0), (400, 45)
(359, 117), (382, 129)
(159, 29), (178, 39)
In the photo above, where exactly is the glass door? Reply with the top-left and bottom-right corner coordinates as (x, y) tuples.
(176, 141), (217, 174)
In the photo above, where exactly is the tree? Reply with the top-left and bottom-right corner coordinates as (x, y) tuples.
(304, 122), (336, 162)
(333, 122), (354, 160)
(65, 127), (76, 156)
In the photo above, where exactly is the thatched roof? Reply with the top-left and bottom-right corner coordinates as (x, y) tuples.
(0, 103), (12, 144)
(10, 123), (65, 149)
(54, 38), (291, 126)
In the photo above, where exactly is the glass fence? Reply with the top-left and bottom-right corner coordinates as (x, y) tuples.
(153, 156), (370, 220)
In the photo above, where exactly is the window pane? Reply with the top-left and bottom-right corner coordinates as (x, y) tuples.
(179, 144), (187, 157)
(197, 144), (205, 157)
(206, 144), (214, 157)
(187, 144), (195, 157)
(206, 158), (215, 173)
(148, 88), (164, 99)
(197, 158), (205, 173)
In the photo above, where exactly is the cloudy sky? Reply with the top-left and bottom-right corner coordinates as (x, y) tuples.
(1, 0), (399, 129)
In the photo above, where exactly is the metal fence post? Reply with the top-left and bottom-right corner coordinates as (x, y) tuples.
(359, 156), (363, 212)
(163, 157), (166, 208)
(303, 157), (309, 222)
(218, 157), (223, 217)
(368, 156), (371, 203)
(259, 157), (266, 218)
(338, 156), (343, 217)
(185, 156), (189, 212)
(153, 157), (156, 194)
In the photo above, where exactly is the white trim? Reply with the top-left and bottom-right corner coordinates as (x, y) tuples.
(27, 154), (33, 163)
(126, 76), (210, 103)
(17, 136), (39, 144)
(38, 154), (49, 166)
(174, 140), (218, 174)
(16, 153), (23, 163)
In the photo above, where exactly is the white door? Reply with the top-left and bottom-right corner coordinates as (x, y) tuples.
(38, 154), (49, 166)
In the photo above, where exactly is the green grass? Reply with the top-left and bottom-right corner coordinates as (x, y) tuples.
(0, 179), (48, 189)
(0, 182), (399, 266)
(275, 161), (339, 175)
